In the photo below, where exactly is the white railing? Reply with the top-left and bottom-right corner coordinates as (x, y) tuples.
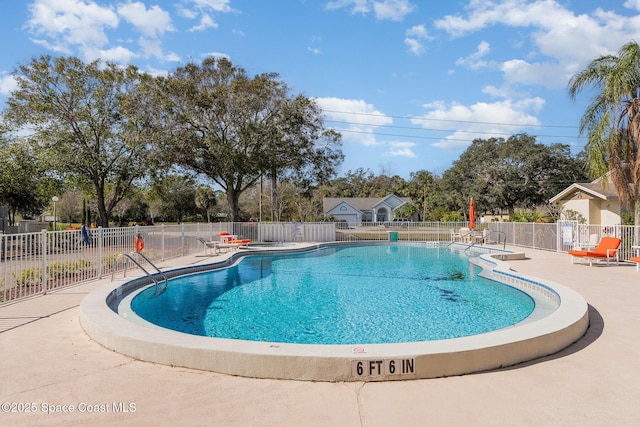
(0, 222), (336, 304)
(486, 222), (637, 260)
(3, 220), (640, 305)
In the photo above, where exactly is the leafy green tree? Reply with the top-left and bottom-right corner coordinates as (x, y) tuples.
(4, 55), (155, 227)
(369, 174), (409, 198)
(57, 190), (84, 225)
(394, 203), (417, 219)
(568, 41), (640, 224)
(153, 57), (343, 221)
(325, 168), (411, 199)
(261, 94), (343, 218)
(124, 196), (151, 225)
(510, 207), (554, 223)
(110, 188), (150, 226)
(0, 138), (60, 225)
(149, 174), (199, 223)
(442, 134), (586, 217)
(407, 170), (443, 220)
(195, 186), (217, 223)
(328, 168), (376, 197)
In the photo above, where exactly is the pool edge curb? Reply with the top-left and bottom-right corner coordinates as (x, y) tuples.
(79, 242), (590, 382)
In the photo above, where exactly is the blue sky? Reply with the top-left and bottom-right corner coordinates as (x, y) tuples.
(2, 1), (640, 179)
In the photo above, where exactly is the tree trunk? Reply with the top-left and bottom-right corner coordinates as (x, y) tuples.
(226, 189), (241, 222)
(95, 185), (110, 228)
(270, 168), (278, 222)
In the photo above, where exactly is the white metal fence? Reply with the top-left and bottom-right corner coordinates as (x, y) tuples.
(0, 222), (337, 304)
(2, 220), (638, 305)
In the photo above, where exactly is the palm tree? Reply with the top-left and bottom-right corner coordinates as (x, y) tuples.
(568, 41), (640, 224)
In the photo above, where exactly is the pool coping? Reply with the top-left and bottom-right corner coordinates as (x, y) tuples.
(79, 242), (589, 382)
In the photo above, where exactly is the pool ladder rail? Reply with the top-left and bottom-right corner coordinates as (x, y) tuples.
(112, 252), (168, 296)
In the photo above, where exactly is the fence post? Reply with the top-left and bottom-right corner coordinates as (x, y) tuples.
(41, 230), (48, 294)
(181, 223), (185, 257)
(97, 227), (104, 279)
(161, 224), (166, 261)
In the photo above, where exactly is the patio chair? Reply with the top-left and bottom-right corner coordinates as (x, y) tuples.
(458, 227), (470, 243)
(573, 233), (599, 250)
(450, 228), (462, 242)
(219, 231), (251, 248)
(196, 237), (219, 255)
(568, 236), (621, 266)
(475, 228), (491, 245)
(629, 245), (640, 272)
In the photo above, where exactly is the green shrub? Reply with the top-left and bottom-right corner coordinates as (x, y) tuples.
(441, 211), (464, 222)
(15, 268), (43, 287)
(16, 258), (95, 287)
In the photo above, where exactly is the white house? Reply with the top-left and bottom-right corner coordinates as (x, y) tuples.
(323, 194), (412, 227)
(550, 174), (622, 224)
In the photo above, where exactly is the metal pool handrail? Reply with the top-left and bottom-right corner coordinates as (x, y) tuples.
(112, 252), (168, 296)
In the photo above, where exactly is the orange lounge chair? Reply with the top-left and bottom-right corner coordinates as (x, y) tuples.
(568, 236), (621, 266)
(219, 231), (251, 247)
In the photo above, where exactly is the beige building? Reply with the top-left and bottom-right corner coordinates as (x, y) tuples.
(550, 175), (622, 225)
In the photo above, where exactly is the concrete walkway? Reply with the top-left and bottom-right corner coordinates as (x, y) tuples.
(1, 246), (640, 426)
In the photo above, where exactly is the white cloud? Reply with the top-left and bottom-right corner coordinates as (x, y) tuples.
(188, 13), (218, 32)
(0, 74), (18, 96)
(26, 0), (119, 52)
(93, 45), (137, 64)
(143, 66), (170, 77)
(501, 59), (568, 89)
(625, 0), (640, 11)
(180, 0), (236, 31)
(200, 51), (230, 60)
(434, 0), (572, 38)
(373, 0), (415, 21)
(117, 2), (173, 38)
(116, 2), (175, 59)
(404, 24), (432, 56)
(412, 98), (544, 151)
(187, 0), (234, 13)
(404, 38), (423, 56)
(24, 0), (236, 65)
(24, 0), (184, 63)
(455, 40), (492, 70)
(164, 51), (182, 62)
(436, 1), (640, 91)
(315, 97), (392, 147)
(31, 38), (73, 55)
(137, 37), (164, 59)
(385, 141), (417, 158)
(325, 0), (415, 21)
(177, 6), (198, 19)
(325, 0), (370, 15)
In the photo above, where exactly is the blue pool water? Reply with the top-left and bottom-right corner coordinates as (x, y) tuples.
(130, 244), (535, 344)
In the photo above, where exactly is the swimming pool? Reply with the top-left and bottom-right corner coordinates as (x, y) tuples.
(130, 245), (535, 344)
(80, 242), (589, 381)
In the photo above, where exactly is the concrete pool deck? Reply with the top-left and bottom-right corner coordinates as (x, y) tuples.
(1, 245), (639, 426)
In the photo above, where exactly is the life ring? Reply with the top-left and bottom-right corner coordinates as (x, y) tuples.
(135, 235), (144, 252)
